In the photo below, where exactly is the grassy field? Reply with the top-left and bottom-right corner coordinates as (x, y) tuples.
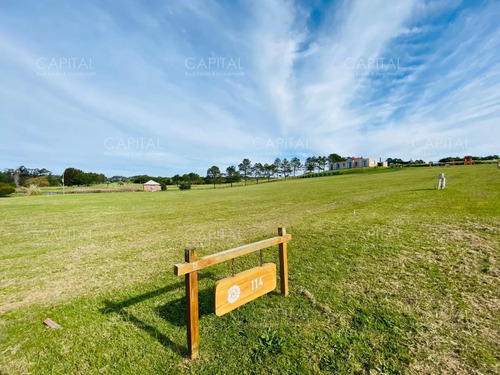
(0, 165), (498, 374)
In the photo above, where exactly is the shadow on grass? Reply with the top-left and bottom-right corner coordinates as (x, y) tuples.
(101, 273), (216, 356)
(157, 288), (214, 327)
(410, 188), (435, 191)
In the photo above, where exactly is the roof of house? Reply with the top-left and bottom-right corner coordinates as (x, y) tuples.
(143, 180), (160, 185)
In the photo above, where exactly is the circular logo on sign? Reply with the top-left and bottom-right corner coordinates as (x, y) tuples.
(227, 285), (241, 303)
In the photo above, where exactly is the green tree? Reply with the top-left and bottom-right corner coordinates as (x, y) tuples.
(311, 156), (320, 172)
(305, 157), (315, 174)
(157, 177), (172, 191)
(131, 175), (154, 184)
(14, 166), (28, 186)
(0, 169), (15, 184)
(290, 157), (302, 177)
(252, 163), (263, 184)
(48, 174), (61, 186)
(63, 167), (84, 186)
(188, 172), (202, 185)
(73, 172), (95, 186)
(207, 166), (221, 189)
(318, 156), (328, 172)
(225, 166), (240, 187)
(328, 153), (344, 163)
(281, 158), (292, 180)
(387, 158), (405, 165)
(263, 163), (273, 182)
(172, 174), (181, 187)
(273, 158), (282, 179)
(238, 159), (252, 186)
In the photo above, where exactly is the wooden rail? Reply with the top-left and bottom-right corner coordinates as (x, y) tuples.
(173, 234), (292, 276)
(174, 227), (291, 360)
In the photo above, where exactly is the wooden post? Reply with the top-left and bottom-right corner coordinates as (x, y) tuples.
(278, 227), (289, 296)
(185, 247), (199, 360)
(438, 173), (446, 189)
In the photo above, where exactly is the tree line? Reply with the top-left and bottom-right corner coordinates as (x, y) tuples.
(0, 166), (61, 187)
(97, 154), (349, 190)
(202, 154), (350, 188)
(2, 153), (496, 193)
(438, 155), (499, 163)
(0, 154), (342, 190)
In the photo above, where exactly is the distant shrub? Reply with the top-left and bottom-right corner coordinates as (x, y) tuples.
(179, 182), (191, 190)
(0, 183), (15, 196)
(25, 184), (42, 196)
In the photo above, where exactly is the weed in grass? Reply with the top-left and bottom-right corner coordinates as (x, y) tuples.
(253, 328), (284, 358)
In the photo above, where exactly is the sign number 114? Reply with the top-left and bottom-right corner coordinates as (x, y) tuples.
(251, 277), (264, 290)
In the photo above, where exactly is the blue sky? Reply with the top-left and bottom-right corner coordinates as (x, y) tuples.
(0, 0), (498, 176)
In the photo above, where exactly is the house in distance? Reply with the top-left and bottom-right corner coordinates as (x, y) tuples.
(143, 180), (161, 192)
(329, 157), (387, 171)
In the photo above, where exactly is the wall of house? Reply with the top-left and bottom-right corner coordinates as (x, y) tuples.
(363, 158), (378, 167)
(330, 158), (383, 170)
(143, 185), (161, 192)
(330, 161), (349, 170)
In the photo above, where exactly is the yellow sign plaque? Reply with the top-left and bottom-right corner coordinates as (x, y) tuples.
(214, 263), (276, 316)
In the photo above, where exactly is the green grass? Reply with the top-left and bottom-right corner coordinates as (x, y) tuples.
(300, 165), (401, 178)
(0, 165), (498, 374)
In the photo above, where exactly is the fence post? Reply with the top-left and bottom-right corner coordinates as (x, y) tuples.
(185, 247), (199, 360)
(278, 227), (289, 296)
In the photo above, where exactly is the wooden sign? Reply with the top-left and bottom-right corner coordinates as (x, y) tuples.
(174, 227), (291, 359)
(214, 263), (276, 316)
